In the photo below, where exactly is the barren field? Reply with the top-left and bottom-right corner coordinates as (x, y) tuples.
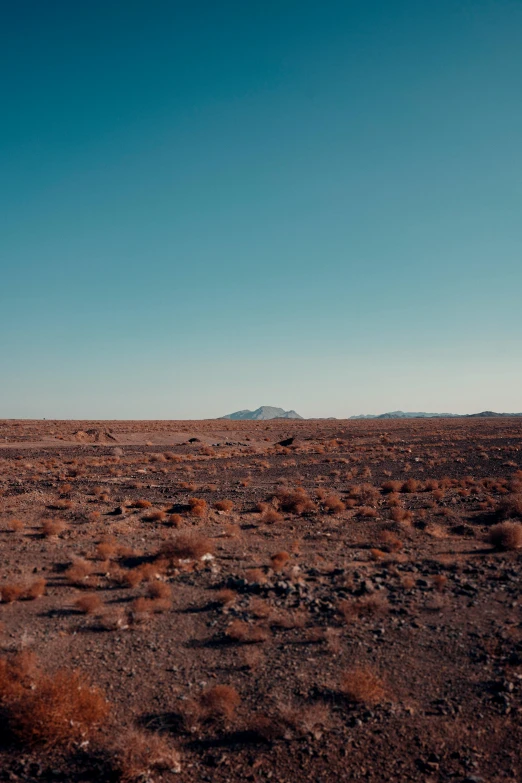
(1, 417), (522, 782)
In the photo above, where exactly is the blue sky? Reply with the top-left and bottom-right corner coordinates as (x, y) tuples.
(1, 0), (521, 418)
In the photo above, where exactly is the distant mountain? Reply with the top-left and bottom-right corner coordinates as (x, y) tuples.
(350, 410), (522, 419)
(350, 411), (458, 420)
(220, 406), (303, 421)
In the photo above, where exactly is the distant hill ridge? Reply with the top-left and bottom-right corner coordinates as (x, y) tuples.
(220, 406), (303, 421)
(219, 407), (522, 421)
(350, 411), (522, 419)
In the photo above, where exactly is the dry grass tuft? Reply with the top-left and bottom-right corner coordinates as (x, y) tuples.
(75, 593), (104, 615)
(188, 497), (208, 518)
(159, 532), (214, 561)
(340, 666), (386, 705)
(270, 551), (290, 572)
(214, 499), (234, 512)
(225, 619), (269, 644)
(488, 521), (522, 551)
(109, 728), (181, 781)
(0, 653), (109, 748)
(41, 519), (66, 538)
(199, 684), (240, 721)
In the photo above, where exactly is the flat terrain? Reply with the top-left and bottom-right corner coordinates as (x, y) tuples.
(1, 418), (522, 782)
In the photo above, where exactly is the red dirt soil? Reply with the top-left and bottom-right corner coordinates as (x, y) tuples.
(1, 417), (522, 782)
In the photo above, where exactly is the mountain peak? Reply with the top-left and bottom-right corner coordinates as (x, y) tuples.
(220, 406), (303, 421)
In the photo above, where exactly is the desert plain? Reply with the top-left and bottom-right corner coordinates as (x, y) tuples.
(1, 417), (522, 782)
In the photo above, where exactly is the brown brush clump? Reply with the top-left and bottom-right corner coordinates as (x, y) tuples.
(41, 519), (66, 538)
(215, 588), (237, 606)
(167, 513), (183, 527)
(65, 558), (94, 586)
(391, 507), (413, 524)
(188, 497), (208, 518)
(95, 541), (118, 561)
(495, 495), (522, 521)
(340, 666), (386, 705)
(276, 488), (315, 515)
(132, 596), (171, 615)
(147, 581), (172, 601)
(75, 593), (104, 615)
(402, 478), (421, 493)
(378, 530), (403, 552)
(214, 499), (234, 512)
(143, 509), (167, 522)
(323, 495), (346, 514)
(382, 480), (403, 493)
(199, 684), (240, 721)
(245, 568), (267, 584)
(109, 728), (181, 781)
(23, 578), (46, 600)
(133, 499), (152, 509)
(1, 579), (46, 603)
(1, 584), (25, 603)
(0, 653), (109, 748)
(8, 519), (24, 533)
(488, 521), (522, 551)
(270, 551), (290, 572)
(159, 533), (214, 561)
(225, 619), (269, 644)
(261, 507), (283, 524)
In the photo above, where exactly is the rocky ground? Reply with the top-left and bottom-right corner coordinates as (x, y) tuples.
(0, 417), (521, 782)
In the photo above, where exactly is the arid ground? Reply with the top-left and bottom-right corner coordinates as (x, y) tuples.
(1, 417), (522, 782)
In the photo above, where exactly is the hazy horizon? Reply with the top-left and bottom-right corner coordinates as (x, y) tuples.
(2, 1), (521, 419)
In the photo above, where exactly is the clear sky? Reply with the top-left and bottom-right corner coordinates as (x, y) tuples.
(1, 0), (521, 419)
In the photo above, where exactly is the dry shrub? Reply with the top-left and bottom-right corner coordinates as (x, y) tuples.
(214, 499), (234, 512)
(359, 506), (377, 518)
(109, 728), (181, 781)
(188, 497), (207, 518)
(401, 575), (416, 589)
(132, 596), (171, 615)
(133, 499), (152, 509)
(0, 654), (109, 748)
(41, 519), (66, 538)
(340, 666), (386, 705)
(225, 619), (269, 644)
(275, 488), (315, 515)
(1, 579), (46, 604)
(382, 480), (402, 493)
(391, 507), (413, 525)
(65, 558), (94, 586)
(215, 588), (237, 606)
(349, 483), (380, 507)
(168, 513), (183, 527)
(143, 509), (166, 522)
(495, 495), (522, 521)
(245, 568), (267, 584)
(24, 578), (46, 600)
(1, 584), (25, 604)
(199, 685), (240, 721)
(323, 495), (345, 514)
(402, 478), (420, 493)
(270, 551), (290, 572)
(261, 508), (283, 524)
(95, 541), (118, 561)
(378, 530), (403, 552)
(370, 548), (386, 561)
(159, 533), (214, 561)
(147, 582), (172, 601)
(488, 521), (522, 551)
(8, 519), (24, 533)
(75, 593), (104, 615)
